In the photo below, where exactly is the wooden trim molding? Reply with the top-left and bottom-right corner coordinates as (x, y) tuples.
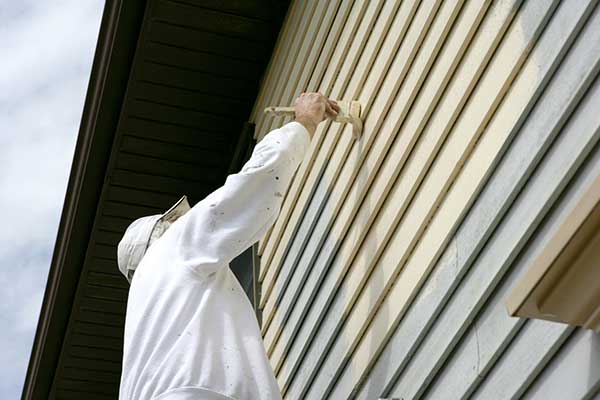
(506, 172), (600, 331)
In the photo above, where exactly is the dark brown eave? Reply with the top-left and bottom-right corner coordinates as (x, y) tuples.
(22, 0), (289, 398)
(22, 1), (148, 398)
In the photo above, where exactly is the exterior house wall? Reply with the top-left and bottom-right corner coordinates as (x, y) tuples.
(249, 1), (600, 399)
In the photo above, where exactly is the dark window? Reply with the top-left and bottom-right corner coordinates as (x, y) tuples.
(227, 122), (262, 323)
(230, 245), (254, 299)
(229, 238), (261, 325)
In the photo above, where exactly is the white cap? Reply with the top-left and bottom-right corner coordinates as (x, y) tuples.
(117, 195), (191, 283)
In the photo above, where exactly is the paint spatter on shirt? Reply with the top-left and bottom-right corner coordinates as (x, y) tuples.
(208, 217), (217, 232)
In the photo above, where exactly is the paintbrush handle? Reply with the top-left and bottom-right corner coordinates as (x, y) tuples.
(263, 100), (362, 140)
(263, 106), (342, 121)
(263, 106), (296, 117)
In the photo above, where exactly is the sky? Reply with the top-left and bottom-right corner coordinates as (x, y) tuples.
(0, 1), (105, 397)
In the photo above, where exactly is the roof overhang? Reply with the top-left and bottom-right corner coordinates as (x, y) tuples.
(23, 0), (288, 397)
(23, 2), (147, 398)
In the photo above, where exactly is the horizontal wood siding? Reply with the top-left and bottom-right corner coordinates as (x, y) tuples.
(251, 0), (600, 398)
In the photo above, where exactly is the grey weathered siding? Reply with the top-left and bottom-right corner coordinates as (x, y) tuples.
(249, 0), (600, 399)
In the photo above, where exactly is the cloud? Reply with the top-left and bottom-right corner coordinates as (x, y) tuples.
(0, 1), (105, 398)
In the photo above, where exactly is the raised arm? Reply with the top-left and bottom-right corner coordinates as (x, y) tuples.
(174, 93), (339, 279)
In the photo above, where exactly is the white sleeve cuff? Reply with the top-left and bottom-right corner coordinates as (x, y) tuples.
(282, 121), (311, 158)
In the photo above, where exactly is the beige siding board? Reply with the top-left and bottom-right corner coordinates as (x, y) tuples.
(260, 1), (381, 282)
(259, 0), (332, 139)
(264, 0), (342, 133)
(258, 0), (390, 287)
(263, 0), (437, 317)
(257, 0), (356, 257)
(297, 1), (558, 398)
(255, 0), (322, 245)
(253, 0), (320, 137)
(387, 73), (600, 400)
(259, 119), (340, 286)
(250, 0), (308, 130)
(258, 225), (274, 256)
(358, 34), (600, 399)
(257, 0), (346, 264)
(260, 0), (417, 328)
(427, 156), (596, 399)
(419, 172), (588, 396)
(265, 0), (440, 345)
(307, 0), (355, 93)
(258, 0), (378, 282)
(275, 0), (518, 393)
(425, 144), (593, 398)
(263, 0), (467, 350)
(410, 7), (600, 399)
(268, 0), (491, 363)
(303, 1), (356, 93)
(257, 0), (420, 274)
(353, 12), (600, 399)
(256, 0), (342, 256)
(246, 0), (600, 397)
(249, 0), (301, 123)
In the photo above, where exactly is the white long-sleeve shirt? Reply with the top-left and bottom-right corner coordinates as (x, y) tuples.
(119, 121), (310, 400)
